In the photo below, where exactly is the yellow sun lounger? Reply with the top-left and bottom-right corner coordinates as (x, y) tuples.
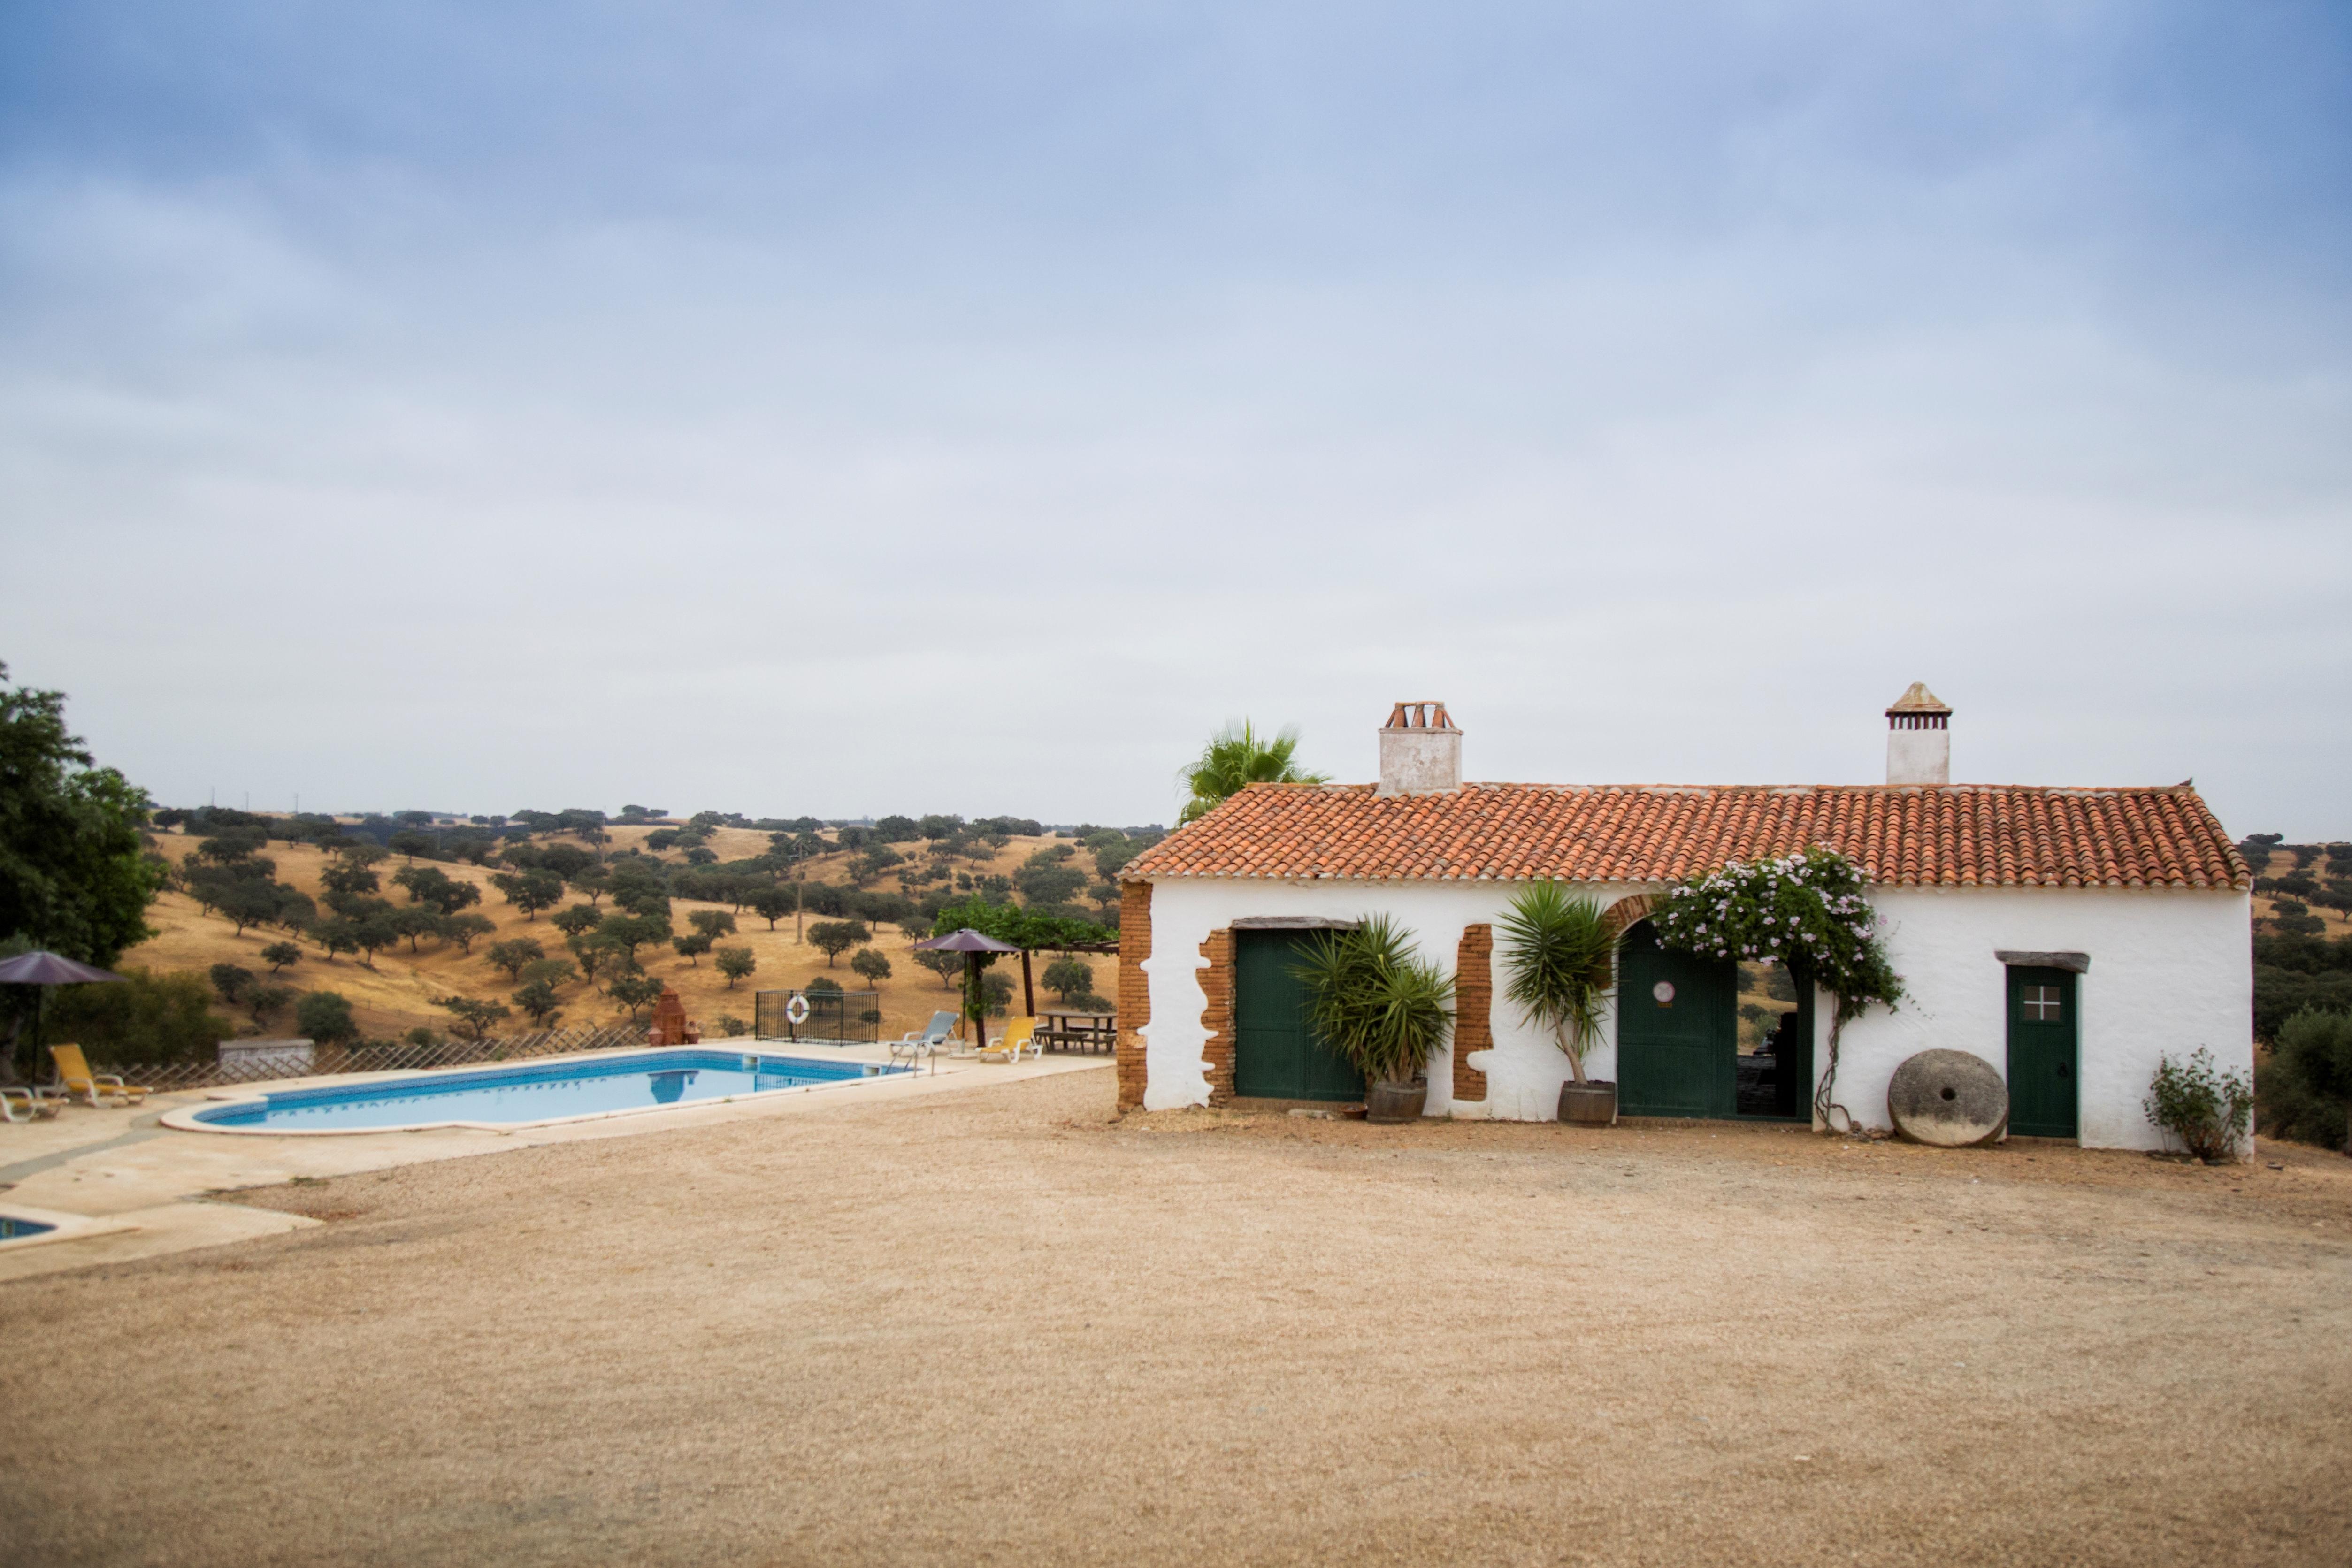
(48, 1044), (149, 1108)
(977, 1017), (1040, 1064)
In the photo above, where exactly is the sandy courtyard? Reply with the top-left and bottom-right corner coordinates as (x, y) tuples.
(5, 1066), (2350, 1568)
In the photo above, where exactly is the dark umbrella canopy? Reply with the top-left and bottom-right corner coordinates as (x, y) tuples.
(1, 951), (126, 1081)
(0, 952), (126, 986)
(912, 930), (1019, 1045)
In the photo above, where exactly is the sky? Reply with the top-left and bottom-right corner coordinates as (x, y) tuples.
(3, 2), (2347, 835)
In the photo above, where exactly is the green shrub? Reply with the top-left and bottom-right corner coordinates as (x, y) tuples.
(2264, 1009), (2352, 1151)
(296, 990), (360, 1048)
(43, 967), (235, 1068)
(2144, 1048), (2253, 1162)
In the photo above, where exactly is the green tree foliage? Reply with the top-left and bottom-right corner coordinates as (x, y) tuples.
(1014, 860), (1088, 909)
(388, 828), (437, 862)
(927, 897), (1116, 954)
(714, 946), (757, 988)
(607, 971), (662, 1019)
(550, 903), (602, 940)
(391, 864), (483, 916)
(0, 665), (163, 965)
(244, 983), (294, 1029)
(319, 853), (383, 900)
(215, 878), (289, 936)
(209, 963), (257, 1005)
(444, 912), (496, 954)
(2252, 932), (2352, 1041)
(597, 911), (671, 963)
(44, 967), (234, 1067)
(519, 957), (578, 991)
(807, 920), (869, 966)
(1177, 720), (1330, 825)
(2265, 1008), (2352, 1151)
(850, 947), (892, 989)
(390, 905), (447, 952)
(259, 941), (303, 974)
(512, 979), (563, 1026)
(874, 815), (921, 841)
(672, 931), (714, 965)
(295, 990), (360, 1048)
(485, 937), (546, 981)
(490, 870), (565, 920)
(913, 948), (963, 990)
(688, 909), (737, 940)
(1042, 957), (1094, 1002)
(434, 994), (512, 1041)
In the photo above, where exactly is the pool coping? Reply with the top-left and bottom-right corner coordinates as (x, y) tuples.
(160, 1046), (917, 1137)
(0, 1203), (140, 1253)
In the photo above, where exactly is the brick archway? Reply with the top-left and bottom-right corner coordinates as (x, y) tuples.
(1600, 893), (1655, 939)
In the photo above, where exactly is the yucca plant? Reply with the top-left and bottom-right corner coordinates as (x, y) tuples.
(1496, 883), (1616, 1085)
(1292, 915), (1455, 1087)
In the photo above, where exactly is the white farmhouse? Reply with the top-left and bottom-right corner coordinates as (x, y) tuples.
(1112, 691), (2251, 1151)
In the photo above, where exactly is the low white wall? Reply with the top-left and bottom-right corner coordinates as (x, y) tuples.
(1138, 877), (2251, 1152)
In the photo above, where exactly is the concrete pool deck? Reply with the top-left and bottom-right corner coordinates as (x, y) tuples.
(0, 1041), (1107, 1282)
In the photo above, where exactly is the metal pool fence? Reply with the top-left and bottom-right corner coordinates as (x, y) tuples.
(752, 989), (881, 1045)
(88, 1021), (653, 1095)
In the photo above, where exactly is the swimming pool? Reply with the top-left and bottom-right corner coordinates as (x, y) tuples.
(172, 1048), (909, 1134)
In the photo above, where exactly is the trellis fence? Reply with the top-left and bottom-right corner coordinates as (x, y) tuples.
(92, 1021), (652, 1095)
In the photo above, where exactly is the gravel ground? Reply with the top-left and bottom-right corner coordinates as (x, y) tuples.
(5, 1066), (2349, 1568)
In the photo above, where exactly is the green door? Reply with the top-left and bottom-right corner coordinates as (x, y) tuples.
(2006, 965), (2078, 1139)
(1616, 922), (1737, 1118)
(1234, 931), (1365, 1102)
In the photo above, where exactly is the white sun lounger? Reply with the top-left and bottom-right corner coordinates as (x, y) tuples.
(890, 1011), (958, 1073)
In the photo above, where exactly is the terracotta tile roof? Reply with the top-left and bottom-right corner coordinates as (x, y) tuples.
(1121, 782), (2247, 891)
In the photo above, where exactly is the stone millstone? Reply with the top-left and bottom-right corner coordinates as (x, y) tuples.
(1886, 1049), (2008, 1148)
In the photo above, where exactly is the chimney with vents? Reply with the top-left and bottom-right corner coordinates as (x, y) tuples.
(1885, 682), (1951, 786)
(1378, 701), (1462, 796)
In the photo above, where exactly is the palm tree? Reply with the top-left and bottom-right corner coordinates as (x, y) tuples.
(1177, 721), (1330, 824)
(1496, 882), (1617, 1085)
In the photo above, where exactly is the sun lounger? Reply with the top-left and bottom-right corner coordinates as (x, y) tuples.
(889, 1012), (958, 1072)
(977, 1017), (1040, 1064)
(1, 1085), (62, 1122)
(48, 1044), (149, 1108)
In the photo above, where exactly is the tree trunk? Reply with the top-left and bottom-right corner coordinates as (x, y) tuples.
(1558, 1023), (1587, 1085)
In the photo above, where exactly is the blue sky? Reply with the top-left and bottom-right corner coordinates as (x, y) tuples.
(4, 3), (2347, 833)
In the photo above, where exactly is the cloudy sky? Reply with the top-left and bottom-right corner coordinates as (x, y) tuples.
(4, 3), (2346, 834)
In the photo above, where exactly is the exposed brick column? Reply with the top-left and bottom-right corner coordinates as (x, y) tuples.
(1199, 928), (1235, 1105)
(1453, 924), (1493, 1104)
(1115, 882), (1153, 1110)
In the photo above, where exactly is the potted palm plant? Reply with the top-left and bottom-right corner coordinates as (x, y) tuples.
(1497, 883), (1619, 1125)
(1293, 915), (1454, 1123)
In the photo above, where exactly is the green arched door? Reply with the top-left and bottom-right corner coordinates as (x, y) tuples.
(1616, 921), (1738, 1118)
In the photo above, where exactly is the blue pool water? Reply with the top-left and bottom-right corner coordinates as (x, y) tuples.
(191, 1049), (905, 1132)
(0, 1216), (56, 1241)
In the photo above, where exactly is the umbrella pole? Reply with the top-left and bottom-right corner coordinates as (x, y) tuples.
(1020, 950), (1034, 1019)
(965, 953), (980, 1047)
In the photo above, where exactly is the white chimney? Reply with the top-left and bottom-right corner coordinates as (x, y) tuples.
(1885, 682), (1951, 786)
(1378, 701), (1462, 796)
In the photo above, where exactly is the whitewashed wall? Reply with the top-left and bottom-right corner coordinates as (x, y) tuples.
(1834, 885), (2252, 1152)
(1136, 877), (2251, 1152)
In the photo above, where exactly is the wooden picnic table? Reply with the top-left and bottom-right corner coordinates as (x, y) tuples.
(1035, 1011), (1117, 1054)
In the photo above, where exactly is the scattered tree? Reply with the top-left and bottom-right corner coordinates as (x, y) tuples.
(913, 948), (963, 990)
(607, 971), (662, 1020)
(490, 870), (565, 920)
(749, 886), (796, 931)
(391, 905), (447, 953)
(1042, 957), (1094, 1002)
(485, 938), (547, 981)
(444, 912), (497, 954)
(807, 919), (870, 966)
(209, 962), (257, 1005)
(434, 994), (513, 1042)
(295, 990), (360, 1047)
(512, 979), (563, 1026)
(550, 903), (602, 940)
(319, 854), (383, 899)
(688, 909), (738, 940)
(597, 911), (671, 963)
(672, 931), (714, 966)
(714, 946), (757, 988)
(850, 947), (892, 990)
(244, 983), (295, 1029)
(259, 940), (303, 974)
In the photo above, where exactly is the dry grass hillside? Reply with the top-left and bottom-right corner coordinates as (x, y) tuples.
(2247, 846), (2352, 937)
(128, 825), (1117, 1045)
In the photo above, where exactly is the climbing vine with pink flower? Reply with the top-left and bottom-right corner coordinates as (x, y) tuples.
(1652, 846), (1904, 1129)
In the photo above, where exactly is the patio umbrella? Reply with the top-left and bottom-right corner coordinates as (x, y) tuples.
(0, 951), (126, 1081)
(911, 929), (1019, 1046)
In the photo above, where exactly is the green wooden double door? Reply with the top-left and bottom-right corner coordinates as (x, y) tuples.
(1233, 930), (1365, 1101)
(1616, 922), (1812, 1121)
